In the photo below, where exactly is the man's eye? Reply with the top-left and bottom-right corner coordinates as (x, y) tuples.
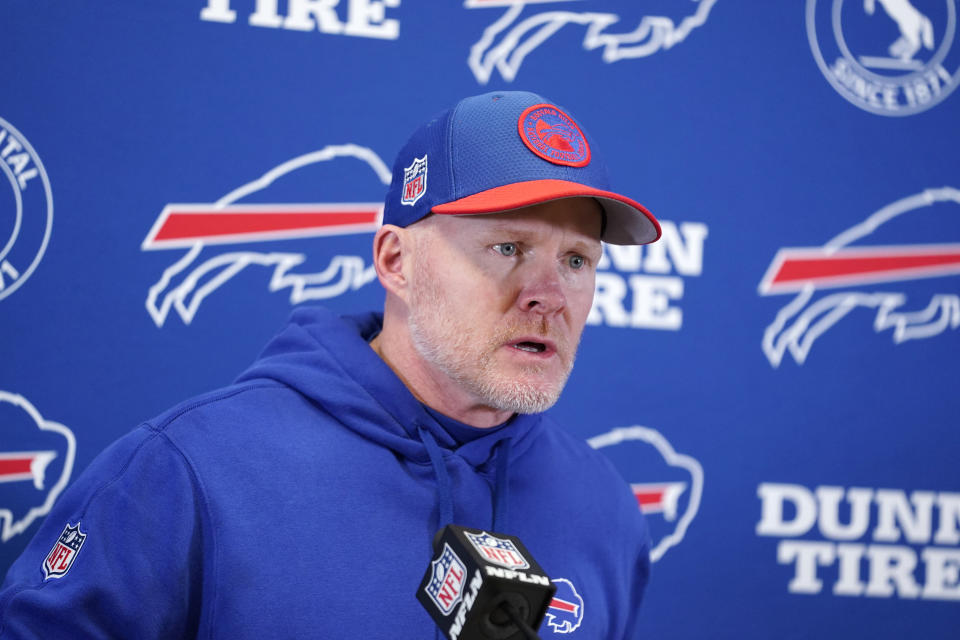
(568, 255), (586, 269)
(493, 243), (518, 257)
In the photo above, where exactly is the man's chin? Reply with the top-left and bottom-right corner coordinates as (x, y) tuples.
(489, 388), (560, 414)
(479, 371), (569, 415)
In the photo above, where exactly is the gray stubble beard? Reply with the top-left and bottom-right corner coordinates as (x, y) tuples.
(406, 265), (577, 416)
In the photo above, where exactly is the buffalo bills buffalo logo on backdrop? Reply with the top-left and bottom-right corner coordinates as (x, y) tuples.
(759, 187), (960, 367)
(464, 0), (718, 84)
(588, 426), (703, 562)
(0, 391), (76, 543)
(141, 144), (389, 327)
(545, 578), (584, 634)
(807, 0), (960, 115)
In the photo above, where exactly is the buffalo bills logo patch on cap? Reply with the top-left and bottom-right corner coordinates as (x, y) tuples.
(425, 543), (467, 615)
(43, 522), (86, 580)
(400, 154), (428, 206)
(518, 104), (590, 167)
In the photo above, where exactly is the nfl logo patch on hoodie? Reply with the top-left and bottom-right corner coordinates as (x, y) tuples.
(43, 522), (86, 580)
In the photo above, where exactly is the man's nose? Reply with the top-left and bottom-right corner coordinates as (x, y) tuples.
(515, 261), (567, 315)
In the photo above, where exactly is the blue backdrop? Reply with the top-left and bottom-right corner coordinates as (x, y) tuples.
(3, 1), (959, 637)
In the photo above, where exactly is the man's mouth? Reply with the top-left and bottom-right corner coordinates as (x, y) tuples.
(514, 341), (546, 353)
(507, 337), (557, 356)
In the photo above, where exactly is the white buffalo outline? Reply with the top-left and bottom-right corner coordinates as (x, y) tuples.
(142, 144), (391, 327)
(466, 0), (718, 84)
(588, 425), (703, 562)
(760, 187), (960, 367)
(0, 391), (76, 543)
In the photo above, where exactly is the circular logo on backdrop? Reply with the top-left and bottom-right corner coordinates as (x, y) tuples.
(807, 0), (960, 116)
(518, 104), (591, 167)
(0, 117), (53, 301)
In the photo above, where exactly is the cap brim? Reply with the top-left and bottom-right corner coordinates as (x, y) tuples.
(431, 179), (660, 245)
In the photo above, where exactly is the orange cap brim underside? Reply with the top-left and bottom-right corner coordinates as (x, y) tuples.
(431, 179), (660, 245)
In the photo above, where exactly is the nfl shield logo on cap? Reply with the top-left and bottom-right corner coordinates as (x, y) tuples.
(400, 155), (427, 207)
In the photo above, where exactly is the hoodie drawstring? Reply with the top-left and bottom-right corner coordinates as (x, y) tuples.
(418, 426), (454, 528)
(492, 437), (512, 533)
(419, 427), (513, 534)
(418, 427), (456, 640)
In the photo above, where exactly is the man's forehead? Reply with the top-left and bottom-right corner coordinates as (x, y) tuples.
(445, 198), (604, 237)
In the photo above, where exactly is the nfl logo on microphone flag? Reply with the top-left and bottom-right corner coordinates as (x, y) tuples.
(418, 525), (556, 640)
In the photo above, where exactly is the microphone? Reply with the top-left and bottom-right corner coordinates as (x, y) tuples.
(417, 525), (557, 640)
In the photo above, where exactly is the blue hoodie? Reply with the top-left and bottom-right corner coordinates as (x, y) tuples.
(0, 307), (650, 639)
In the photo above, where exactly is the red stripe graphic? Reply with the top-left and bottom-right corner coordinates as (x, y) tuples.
(0, 451), (57, 487)
(144, 204), (382, 248)
(155, 209), (379, 241)
(633, 488), (666, 509)
(549, 597), (577, 613)
(762, 245), (960, 293)
(0, 457), (33, 477)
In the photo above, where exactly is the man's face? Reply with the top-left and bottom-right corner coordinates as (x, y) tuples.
(406, 198), (603, 415)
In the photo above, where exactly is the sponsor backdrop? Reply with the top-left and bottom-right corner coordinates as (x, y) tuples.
(3, 1), (958, 637)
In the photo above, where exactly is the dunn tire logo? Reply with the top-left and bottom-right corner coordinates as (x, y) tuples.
(0, 118), (53, 300)
(807, 0), (960, 115)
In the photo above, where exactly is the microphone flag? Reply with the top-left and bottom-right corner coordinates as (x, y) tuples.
(417, 525), (556, 640)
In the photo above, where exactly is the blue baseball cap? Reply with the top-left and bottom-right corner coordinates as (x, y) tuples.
(382, 91), (660, 245)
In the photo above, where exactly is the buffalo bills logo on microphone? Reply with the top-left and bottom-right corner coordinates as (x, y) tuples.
(464, 530), (530, 570)
(425, 543), (468, 616)
(518, 104), (590, 167)
(545, 578), (584, 634)
(400, 155), (427, 206)
(42, 522), (86, 580)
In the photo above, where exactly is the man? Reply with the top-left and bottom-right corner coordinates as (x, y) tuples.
(0, 91), (660, 638)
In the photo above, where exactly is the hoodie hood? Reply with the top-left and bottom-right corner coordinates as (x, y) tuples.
(235, 306), (544, 475)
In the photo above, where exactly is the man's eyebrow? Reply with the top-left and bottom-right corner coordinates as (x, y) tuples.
(569, 239), (603, 258)
(468, 224), (537, 240)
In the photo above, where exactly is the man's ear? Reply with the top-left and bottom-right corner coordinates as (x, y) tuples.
(372, 224), (411, 298)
